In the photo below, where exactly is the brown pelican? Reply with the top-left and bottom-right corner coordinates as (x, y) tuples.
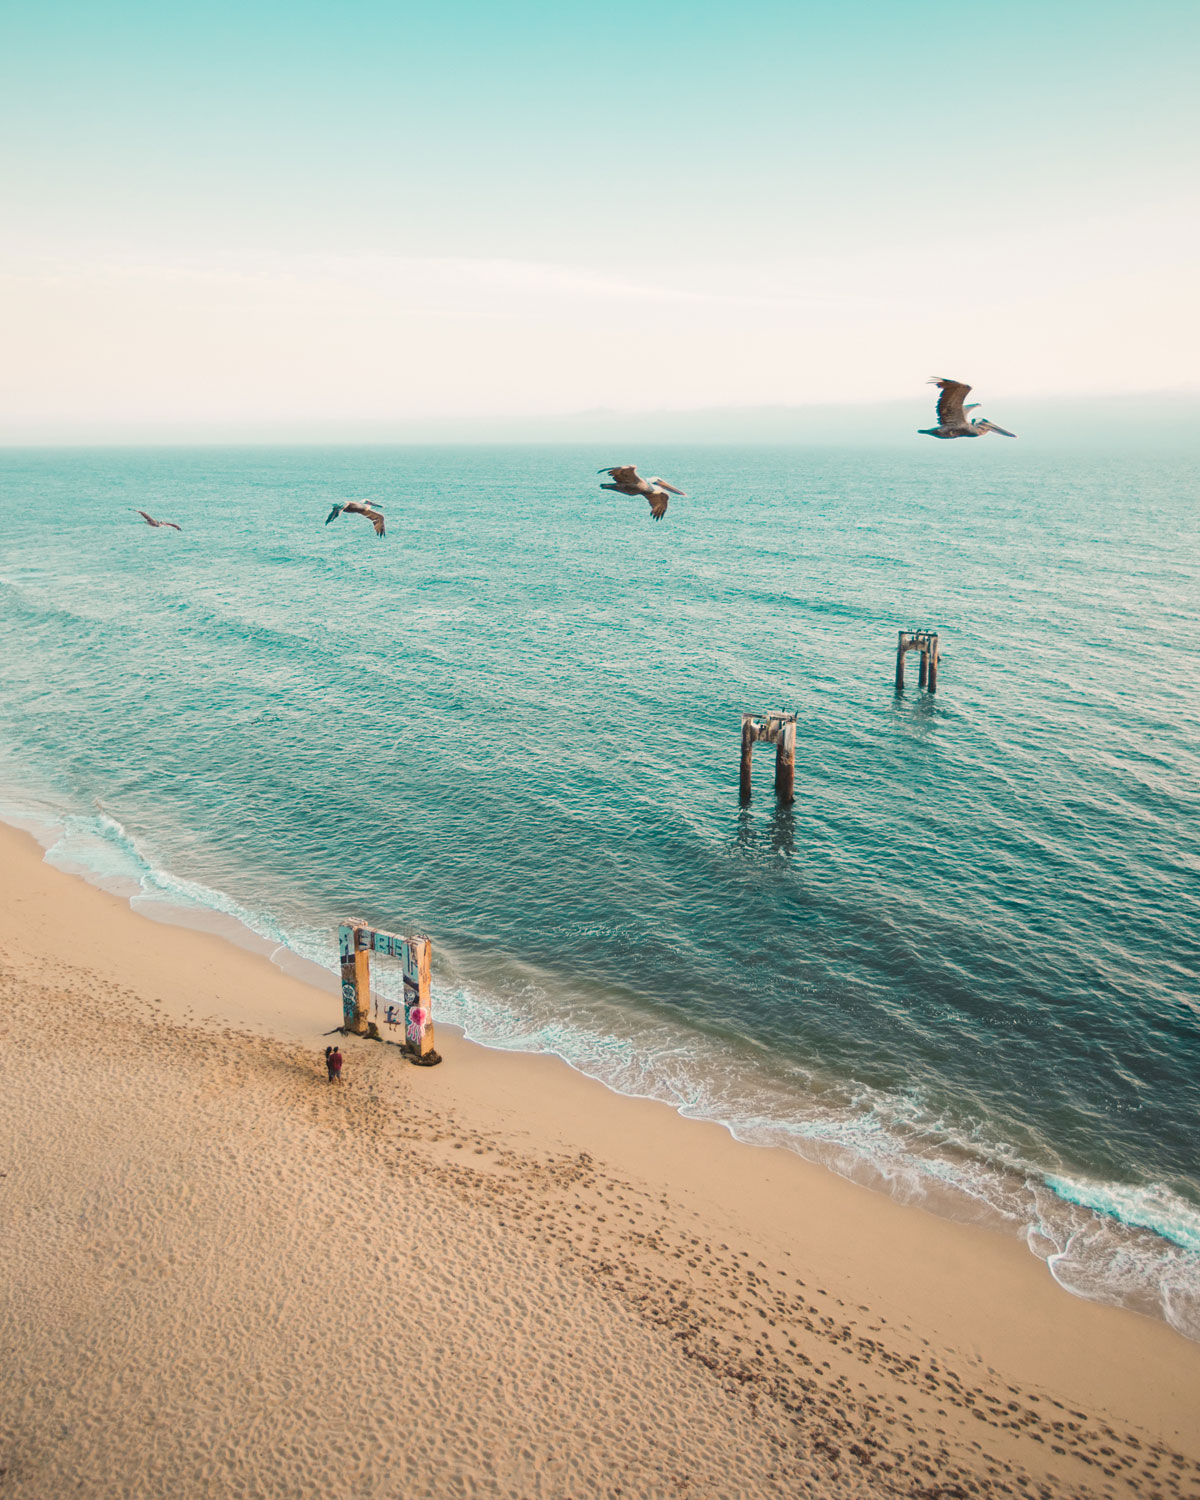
(134, 509), (181, 530)
(325, 500), (386, 537)
(598, 465), (686, 521)
(920, 379), (1016, 440)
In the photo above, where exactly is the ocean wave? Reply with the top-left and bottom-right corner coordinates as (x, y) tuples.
(1043, 1174), (1200, 1255)
(1, 797), (300, 959)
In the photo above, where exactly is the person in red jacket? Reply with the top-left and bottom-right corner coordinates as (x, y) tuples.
(329, 1047), (343, 1082)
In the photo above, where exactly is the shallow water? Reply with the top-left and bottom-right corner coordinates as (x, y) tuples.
(2, 442), (1198, 1335)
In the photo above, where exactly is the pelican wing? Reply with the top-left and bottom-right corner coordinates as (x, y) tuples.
(135, 509), (157, 526)
(647, 492), (669, 520)
(929, 378), (972, 427)
(324, 504), (344, 525)
(161, 520), (182, 530)
(600, 465), (640, 486)
(367, 509), (386, 537)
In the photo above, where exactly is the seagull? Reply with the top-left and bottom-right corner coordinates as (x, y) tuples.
(598, 465), (686, 521)
(325, 500), (386, 537)
(919, 379), (1016, 440)
(134, 509), (181, 530)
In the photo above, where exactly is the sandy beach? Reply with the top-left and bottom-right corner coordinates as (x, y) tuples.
(0, 820), (1197, 1500)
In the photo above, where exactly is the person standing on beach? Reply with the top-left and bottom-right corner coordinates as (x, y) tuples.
(330, 1047), (343, 1083)
(324, 1045), (335, 1082)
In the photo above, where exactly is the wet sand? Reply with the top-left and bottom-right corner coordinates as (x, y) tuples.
(0, 821), (1197, 1498)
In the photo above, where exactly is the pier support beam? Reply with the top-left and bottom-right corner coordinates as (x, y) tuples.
(739, 711), (797, 804)
(740, 719), (755, 802)
(774, 718), (796, 804)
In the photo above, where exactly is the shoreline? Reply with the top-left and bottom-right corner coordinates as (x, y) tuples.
(7, 797), (1198, 1338)
(1, 818), (1199, 1496)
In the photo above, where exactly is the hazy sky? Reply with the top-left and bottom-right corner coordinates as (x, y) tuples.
(2, 0), (1197, 434)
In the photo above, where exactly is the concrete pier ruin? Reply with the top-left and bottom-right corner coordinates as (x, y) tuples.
(338, 920), (439, 1063)
(894, 630), (940, 693)
(740, 711), (797, 804)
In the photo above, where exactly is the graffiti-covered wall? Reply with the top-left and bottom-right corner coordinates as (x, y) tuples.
(338, 924), (361, 1028)
(338, 923), (434, 1055)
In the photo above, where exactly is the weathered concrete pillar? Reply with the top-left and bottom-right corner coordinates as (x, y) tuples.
(411, 937), (435, 1058)
(338, 922), (371, 1035)
(338, 926), (358, 1030)
(349, 945), (371, 1035)
(740, 717), (755, 802)
(927, 646), (938, 693)
(918, 650), (928, 688)
(774, 719), (796, 804)
(895, 641), (906, 691)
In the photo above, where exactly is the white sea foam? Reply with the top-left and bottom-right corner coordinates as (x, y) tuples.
(1043, 1174), (1200, 1255)
(423, 963), (1200, 1340)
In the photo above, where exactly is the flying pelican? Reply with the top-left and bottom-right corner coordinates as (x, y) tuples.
(920, 379), (1016, 440)
(598, 465), (686, 521)
(325, 500), (386, 537)
(134, 509), (181, 530)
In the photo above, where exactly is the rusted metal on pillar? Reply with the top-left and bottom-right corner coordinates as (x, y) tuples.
(739, 711), (797, 803)
(894, 629), (941, 694)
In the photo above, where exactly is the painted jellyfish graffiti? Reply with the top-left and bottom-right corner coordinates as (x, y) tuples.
(401, 939), (426, 1048)
(337, 921), (436, 1059)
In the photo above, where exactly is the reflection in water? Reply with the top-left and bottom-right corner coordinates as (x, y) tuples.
(769, 804), (795, 857)
(890, 686), (939, 725)
(733, 801), (795, 857)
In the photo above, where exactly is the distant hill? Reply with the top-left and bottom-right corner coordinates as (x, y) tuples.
(397, 392), (1199, 448)
(3, 391), (1197, 448)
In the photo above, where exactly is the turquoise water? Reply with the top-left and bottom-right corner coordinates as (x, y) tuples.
(2, 443), (1198, 1336)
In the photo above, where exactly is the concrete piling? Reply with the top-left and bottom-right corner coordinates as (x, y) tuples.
(740, 718), (755, 802)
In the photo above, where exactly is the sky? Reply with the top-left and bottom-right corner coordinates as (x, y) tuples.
(1, 0), (1197, 438)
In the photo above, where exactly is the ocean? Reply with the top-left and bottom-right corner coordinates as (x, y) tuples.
(2, 442), (1197, 1338)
